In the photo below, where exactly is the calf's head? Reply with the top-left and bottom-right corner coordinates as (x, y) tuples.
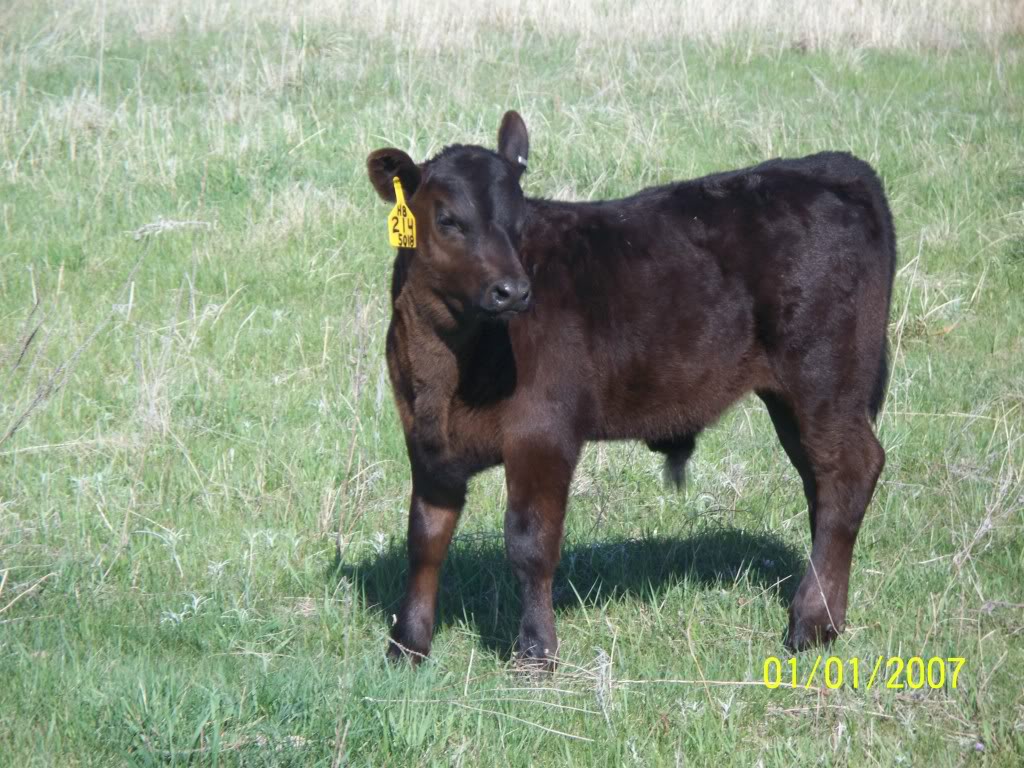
(367, 111), (532, 323)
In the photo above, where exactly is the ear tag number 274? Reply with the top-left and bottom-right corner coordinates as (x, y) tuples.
(388, 177), (416, 248)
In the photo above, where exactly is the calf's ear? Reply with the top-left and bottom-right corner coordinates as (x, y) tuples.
(366, 148), (421, 202)
(497, 110), (529, 172)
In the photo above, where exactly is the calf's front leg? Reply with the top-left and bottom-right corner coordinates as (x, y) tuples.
(388, 481), (465, 663)
(503, 437), (578, 670)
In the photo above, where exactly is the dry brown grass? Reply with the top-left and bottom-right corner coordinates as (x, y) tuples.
(12, 0), (1024, 51)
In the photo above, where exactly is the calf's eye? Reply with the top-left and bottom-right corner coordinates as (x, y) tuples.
(436, 211), (462, 232)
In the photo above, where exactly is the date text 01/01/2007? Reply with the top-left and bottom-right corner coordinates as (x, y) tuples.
(763, 656), (966, 690)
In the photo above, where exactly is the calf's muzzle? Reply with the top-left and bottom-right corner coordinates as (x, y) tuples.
(482, 277), (532, 315)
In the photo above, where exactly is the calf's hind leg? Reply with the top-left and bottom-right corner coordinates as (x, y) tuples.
(776, 406), (885, 651)
(759, 392), (817, 538)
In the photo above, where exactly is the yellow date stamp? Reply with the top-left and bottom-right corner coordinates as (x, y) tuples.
(763, 655), (965, 691)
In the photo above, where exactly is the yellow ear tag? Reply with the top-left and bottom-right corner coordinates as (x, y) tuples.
(387, 177), (416, 248)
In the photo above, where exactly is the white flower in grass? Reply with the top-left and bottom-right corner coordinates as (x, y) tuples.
(188, 593), (209, 613)
(160, 609), (187, 625)
(160, 593), (208, 625)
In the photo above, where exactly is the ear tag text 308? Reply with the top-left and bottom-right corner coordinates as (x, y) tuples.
(388, 177), (416, 248)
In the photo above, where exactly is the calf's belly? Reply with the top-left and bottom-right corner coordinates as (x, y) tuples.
(591, 356), (771, 442)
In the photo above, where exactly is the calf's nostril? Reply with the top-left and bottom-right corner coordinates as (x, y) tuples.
(484, 278), (530, 313)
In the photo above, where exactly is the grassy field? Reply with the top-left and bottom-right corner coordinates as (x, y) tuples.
(2, 1), (1023, 764)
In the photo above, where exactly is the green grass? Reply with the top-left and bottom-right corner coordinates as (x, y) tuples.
(2, 2), (1023, 765)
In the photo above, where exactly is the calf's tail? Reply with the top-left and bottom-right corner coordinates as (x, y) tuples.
(868, 344), (888, 423)
(865, 163), (896, 424)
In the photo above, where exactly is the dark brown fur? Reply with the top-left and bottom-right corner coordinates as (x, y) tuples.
(367, 112), (894, 667)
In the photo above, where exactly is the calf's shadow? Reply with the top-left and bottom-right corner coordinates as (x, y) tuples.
(334, 525), (803, 658)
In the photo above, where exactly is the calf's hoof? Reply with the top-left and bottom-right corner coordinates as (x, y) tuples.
(386, 623), (431, 665)
(514, 629), (557, 673)
(514, 651), (556, 675)
(785, 602), (841, 652)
